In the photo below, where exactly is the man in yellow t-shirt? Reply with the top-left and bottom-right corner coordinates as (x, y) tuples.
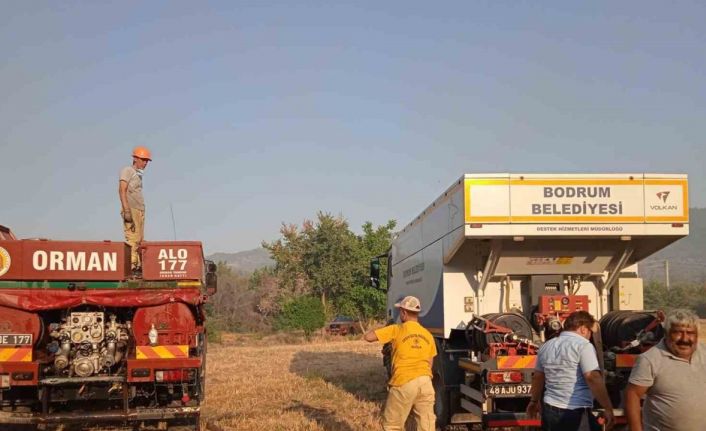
(364, 296), (437, 431)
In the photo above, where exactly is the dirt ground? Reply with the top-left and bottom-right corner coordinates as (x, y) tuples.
(201, 334), (388, 431)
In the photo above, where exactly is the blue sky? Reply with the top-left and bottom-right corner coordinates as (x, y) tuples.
(1, 1), (704, 253)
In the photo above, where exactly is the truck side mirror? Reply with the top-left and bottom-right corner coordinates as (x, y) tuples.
(370, 258), (381, 289)
(205, 260), (217, 296)
(207, 261), (217, 273)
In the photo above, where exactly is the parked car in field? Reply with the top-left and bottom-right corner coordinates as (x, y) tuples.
(326, 316), (360, 335)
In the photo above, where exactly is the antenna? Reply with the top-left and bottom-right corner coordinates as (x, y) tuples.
(170, 203), (177, 240)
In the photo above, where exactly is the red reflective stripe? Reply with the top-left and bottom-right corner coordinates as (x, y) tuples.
(498, 356), (518, 368)
(488, 419), (541, 426)
(498, 355), (537, 369)
(138, 346), (159, 359)
(0, 348), (32, 362)
(616, 354), (637, 367)
(518, 356), (537, 368)
(137, 345), (187, 359)
(507, 356), (521, 368)
(163, 345), (187, 358)
(8, 348), (31, 362)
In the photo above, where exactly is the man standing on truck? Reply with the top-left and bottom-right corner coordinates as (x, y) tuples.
(625, 308), (705, 431)
(526, 311), (615, 431)
(364, 296), (437, 431)
(119, 146), (151, 274)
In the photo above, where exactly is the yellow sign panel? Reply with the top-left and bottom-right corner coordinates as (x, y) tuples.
(465, 177), (689, 224)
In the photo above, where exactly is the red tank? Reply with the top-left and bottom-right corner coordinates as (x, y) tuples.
(133, 302), (198, 346)
(0, 306), (43, 345)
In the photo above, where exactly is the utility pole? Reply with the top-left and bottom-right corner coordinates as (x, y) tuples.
(664, 260), (670, 291)
(170, 203), (177, 240)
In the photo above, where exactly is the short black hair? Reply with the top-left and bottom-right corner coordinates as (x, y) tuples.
(563, 310), (596, 331)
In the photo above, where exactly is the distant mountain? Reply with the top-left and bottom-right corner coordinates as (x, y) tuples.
(639, 208), (706, 285)
(207, 247), (273, 274)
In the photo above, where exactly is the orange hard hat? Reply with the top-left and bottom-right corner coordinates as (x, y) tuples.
(132, 146), (152, 161)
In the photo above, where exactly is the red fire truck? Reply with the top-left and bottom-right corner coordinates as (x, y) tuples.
(0, 224), (216, 430)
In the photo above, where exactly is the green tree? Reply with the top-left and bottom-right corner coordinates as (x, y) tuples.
(300, 213), (360, 313)
(335, 285), (388, 331)
(258, 212), (396, 326)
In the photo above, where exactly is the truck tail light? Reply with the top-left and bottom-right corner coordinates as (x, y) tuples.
(155, 369), (195, 382)
(488, 371), (523, 383)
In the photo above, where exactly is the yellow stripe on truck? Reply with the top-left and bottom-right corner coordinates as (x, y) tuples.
(136, 345), (188, 360)
(0, 347), (32, 362)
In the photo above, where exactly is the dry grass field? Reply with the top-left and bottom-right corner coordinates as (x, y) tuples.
(200, 320), (706, 431)
(201, 333), (389, 431)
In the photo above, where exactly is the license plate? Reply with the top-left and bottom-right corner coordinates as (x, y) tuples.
(0, 334), (33, 345)
(485, 383), (532, 398)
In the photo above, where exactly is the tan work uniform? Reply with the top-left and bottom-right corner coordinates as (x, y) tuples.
(120, 166), (145, 270)
(375, 321), (437, 431)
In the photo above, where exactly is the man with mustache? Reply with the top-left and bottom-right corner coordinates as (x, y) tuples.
(626, 308), (705, 431)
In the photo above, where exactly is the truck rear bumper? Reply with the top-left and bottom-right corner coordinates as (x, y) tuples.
(0, 406), (200, 425)
(451, 411), (541, 427)
(479, 411), (625, 428)
(484, 412), (540, 427)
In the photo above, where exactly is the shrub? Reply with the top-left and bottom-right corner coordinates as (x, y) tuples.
(276, 295), (326, 338)
(205, 319), (223, 344)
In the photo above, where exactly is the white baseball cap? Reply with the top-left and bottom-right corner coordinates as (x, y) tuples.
(395, 296), (421, 312)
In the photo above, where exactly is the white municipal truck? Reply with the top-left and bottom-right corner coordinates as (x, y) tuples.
(370, 173), (689, 429)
